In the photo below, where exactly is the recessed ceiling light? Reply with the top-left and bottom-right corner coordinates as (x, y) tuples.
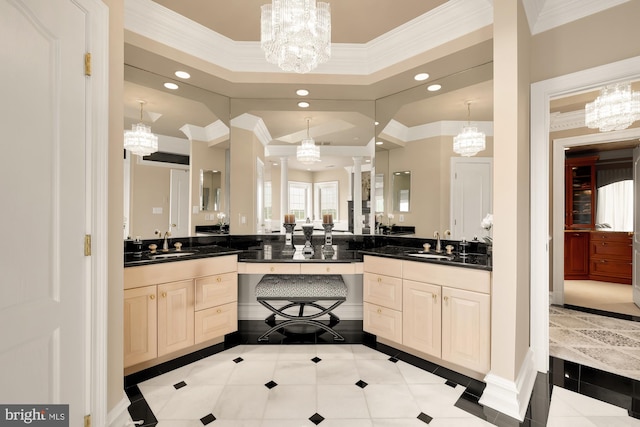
(404, 171), (410, 174)
(296, 89), (309, 96)
(375, 141), (383, 145)
(273, 163), (279, 166)
(164, 82), (179, 90)
(366, 159), (371, 163)
(174, 71), (190, 79)
(414, 73), (429, 81)
(374, 121), (379, 126)
(427, 84), (442, 92)
(298, 101), (310, 108)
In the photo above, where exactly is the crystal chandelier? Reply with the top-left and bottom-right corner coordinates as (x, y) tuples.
(124, 101), (158, 156)
(297, 118), (320, 163)
(453, 102), (485, 157)
(585, 81), (640, 132)
(260, 0), (331, 74)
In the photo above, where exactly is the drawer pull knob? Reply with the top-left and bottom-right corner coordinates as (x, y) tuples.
(326, 267), (330, 272)
(216, 277), (222, 283)
(217, 309), (222, 313)
(377, 277), (382, 283)
(149, 294), (155, 300)
(270, 267), (275, 272)
(432, 294), (437, 302)
(161, 292), (167, 298)
(444, 296), (449, 303)
(377, 308), (382, 314)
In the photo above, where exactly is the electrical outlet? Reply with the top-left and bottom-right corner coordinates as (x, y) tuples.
(152, 207), (162, 214)
(399, 214), (404, 222)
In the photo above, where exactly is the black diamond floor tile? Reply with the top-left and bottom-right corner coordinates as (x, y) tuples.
(311, 356), (322, 363)
(355, 379), (368, 388)
(200, 413), (216, 425)
(309, 413), (325, 425)
(265, 380), (278, 389)
(173, 381), (187, 390)
(417, 412), (433, 424)
(233, 357), (244, 363)
(388, 356), (399, 363)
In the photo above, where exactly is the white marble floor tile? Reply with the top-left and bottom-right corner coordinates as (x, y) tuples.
(587, 416), (640, 426)
(396, 360), (444, 384)
(184, 359), (236, 385)
(407, 383), (470, 418)
(316, 359), (361, 385)
(316, 344), (355, 360)
(550, 387), (629, 417)
(156, 384), (223, 421)
(320, 419), (373, 427)
(429, 417), (495, 427)
(546, 416), (599, 427)
(226, 360), (277, 385)
(275, 344), (317, 360)
(137, 384), (179, 416)
(370, 418), (428, 427)
(262, 384), (317, 420)
(355, 359), (405, 384)
(317, 384), (371, 419)
(236, 344), (281, 361)
(351, 344), (392, 360)
(155, 420), (206, 427)
(363, 384), (421, 419)
(213, 385), (269, 420)
(272, 360), (317, 385)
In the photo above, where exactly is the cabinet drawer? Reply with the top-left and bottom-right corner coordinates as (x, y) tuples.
(195, 272), (238, 311)
(195, 302), (238, 344)
(403, 260), (490, 294)
(590, 258), (632, 279)
(590, 240), (632, 259)
(591, 231), (633, 243)
(363, 302), (402, 343)
(363, 272), (403, 310)
(240, 263), (301, 275)
(300, 263), (360, 275)
(363, 255), (402, 277)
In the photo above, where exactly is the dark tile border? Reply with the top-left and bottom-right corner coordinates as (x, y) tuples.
(564, 303), (640, 323)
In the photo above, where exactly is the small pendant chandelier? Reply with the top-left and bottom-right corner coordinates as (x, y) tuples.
(297, 118), (321, 164)
(124, 100), (158, 157)
(261, 0), (331, 74)
(453, 102), (485, 157)
(585, 81), (640, 132)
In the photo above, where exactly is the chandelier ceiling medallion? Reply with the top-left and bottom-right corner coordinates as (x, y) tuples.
(453, 102), (486, 157)
(585, 81), (640, 132)
(297, 117), (321, 164)
(260, 0), (331, 74)
(124, 100), (159, 156)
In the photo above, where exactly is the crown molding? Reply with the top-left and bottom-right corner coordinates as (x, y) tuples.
(230, 113), (272, 146)
(381, 119), (494, 143)
(125, 0), (492, 75)
(525, 0), (630, 35)
(179, 120), (229, 146)
(549, 110), (585, 132)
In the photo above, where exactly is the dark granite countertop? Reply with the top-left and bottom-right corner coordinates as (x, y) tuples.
(240, 243), (361, 263)
(360, 246), (492, 271)
(124, 245), (242, 267)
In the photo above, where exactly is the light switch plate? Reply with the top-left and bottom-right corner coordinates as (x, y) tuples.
(399, 214), (404, 222)
(152, 207), (163, 214)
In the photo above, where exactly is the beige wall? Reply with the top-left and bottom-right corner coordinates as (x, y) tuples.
(105, 0), (124, 414)
(129, 159), (172, 238)
(229, 128), (264, 233)
(190, 141), (227, 232)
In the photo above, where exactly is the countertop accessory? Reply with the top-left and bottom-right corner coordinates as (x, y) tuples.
(445, 244), (454, 255)
(148, 243), (157, 254)
(174, 242), (182, 251)
(283, 222), (295, 252)
(301, 217), (315, 256)
(132, 236), (143, 258)
(423, 243), (431, 252)
(322, 221), (334, 250)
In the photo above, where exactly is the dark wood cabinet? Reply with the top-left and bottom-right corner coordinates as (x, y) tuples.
(589, 231), (633, 284)
(564, 231), (590, 279)
(565, 156), (598, 229)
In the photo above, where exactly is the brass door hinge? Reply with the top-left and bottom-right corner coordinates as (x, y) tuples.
(84, 52), (91, 76)
(84, 414), (91, 427)
(84, 234), (92, 256)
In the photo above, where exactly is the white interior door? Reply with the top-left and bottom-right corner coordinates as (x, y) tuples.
(633, 146), (640, 308)
(0, 0), (88, 420)
(170, 169), (190, 237)
(450, 157), (493, 241)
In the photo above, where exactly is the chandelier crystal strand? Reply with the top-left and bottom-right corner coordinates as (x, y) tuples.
(453, 102), (485, 157)
(585, 82), (640, 132)
(261, 0), (331, 74)
(297, 118), (321, 163)
(124, 101), (159, 156)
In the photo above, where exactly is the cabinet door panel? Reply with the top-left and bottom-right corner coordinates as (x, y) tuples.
(442, 287), (490, 374)
(195, 302), (238, 344)
(124, 286), (157, 367)
(564, 232), (589, 278)
(157, 280), (195, 357)
(363, 272), (402, 310)
(363, 302), (402, 343)
(195, 272), (238, 311)
(403, 280), (441, 358)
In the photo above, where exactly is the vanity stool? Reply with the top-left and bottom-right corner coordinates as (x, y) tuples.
(255, 274), (347, 342)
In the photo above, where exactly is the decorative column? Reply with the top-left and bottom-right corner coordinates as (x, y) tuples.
(280, 157), (289, 233)
(353, 157), (363, 235)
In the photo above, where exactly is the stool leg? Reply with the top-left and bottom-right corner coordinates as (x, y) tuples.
(298, 302), (305, 317)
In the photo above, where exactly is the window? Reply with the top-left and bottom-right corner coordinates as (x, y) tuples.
(374, 173), (384, 213)
(264, 181), (272, 220)
(288, 181), (312, 221)
(596, 179), (633, 231)
(314, 181), (339, 220)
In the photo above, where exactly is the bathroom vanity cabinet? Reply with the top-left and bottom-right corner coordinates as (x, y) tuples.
(124, 255), (238, 371)
(363, 255), (491, 375)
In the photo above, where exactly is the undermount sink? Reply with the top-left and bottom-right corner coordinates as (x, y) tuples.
(405, 252), (452, 260)
(149, 252), (196, 259)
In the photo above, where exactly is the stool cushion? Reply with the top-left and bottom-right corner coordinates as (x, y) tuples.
(256, 274), (347, 302)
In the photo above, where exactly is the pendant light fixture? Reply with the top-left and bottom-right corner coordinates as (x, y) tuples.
(261, 0), (331, 74)
(124, 100), (159, 157)
(297, 117), (320, 164)
(453, 102), (486, 157)
(585, 81), (640, 132)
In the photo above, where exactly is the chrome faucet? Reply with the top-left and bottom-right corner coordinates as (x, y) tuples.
(434, 231), (441, 253)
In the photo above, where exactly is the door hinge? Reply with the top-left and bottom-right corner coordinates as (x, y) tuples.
(84, 52), (92, 76)
(84, 414), (91, 427)
(84, 234), (92, 256)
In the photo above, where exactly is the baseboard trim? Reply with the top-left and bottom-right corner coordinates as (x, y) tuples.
(479, 348), (537, 421)
(238, 302), (363, 321)
(107, 394), (131, 426)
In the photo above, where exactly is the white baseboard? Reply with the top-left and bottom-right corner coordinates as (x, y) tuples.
(479, 348), (537, 421)
(107, 394), (132, 427)
(238, 302), (363, 321)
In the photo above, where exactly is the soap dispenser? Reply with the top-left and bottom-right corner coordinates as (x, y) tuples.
(132, 236), (143, 258)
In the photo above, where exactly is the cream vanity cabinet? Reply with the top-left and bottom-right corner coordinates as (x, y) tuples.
(124, 255), (238, 370)
(362, 255), (403, 343)
(364, 255), (491, 375)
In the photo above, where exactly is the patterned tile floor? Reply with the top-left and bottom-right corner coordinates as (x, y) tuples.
(125, 318), (640, 426)
(549, 305), (640, 381)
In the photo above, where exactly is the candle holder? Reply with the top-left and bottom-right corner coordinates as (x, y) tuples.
(322, 222), (334, 248)
(301, 220), (315, 256)
(283, 222), (296, 252)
